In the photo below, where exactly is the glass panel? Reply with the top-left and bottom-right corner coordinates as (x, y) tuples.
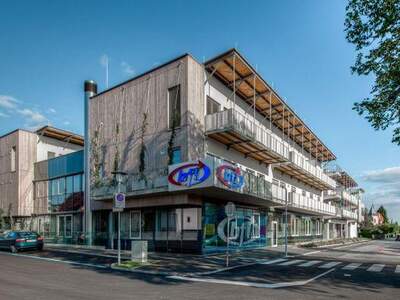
(130, 211), (141, 238)
(171, 147), (181, 165)
(65, 216), (72, 237)
(58, 216), (65, 236)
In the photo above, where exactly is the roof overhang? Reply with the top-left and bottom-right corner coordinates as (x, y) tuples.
(204, 49), (336, 162)
(36, 126), (84, 146)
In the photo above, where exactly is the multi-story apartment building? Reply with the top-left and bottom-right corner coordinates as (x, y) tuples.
(87, 49), (363, 253)
(0, 126), (83, 231)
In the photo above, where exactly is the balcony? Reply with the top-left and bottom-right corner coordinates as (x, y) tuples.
(323, 189), (359, 206)
(342, 209), (358, 220)
(205, 109), (289, 164)
(205, 109), (335, 191)
(276, 151), (336, 190)
(270, 188), (336, 216)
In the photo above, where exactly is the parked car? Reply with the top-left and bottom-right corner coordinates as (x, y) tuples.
(0, 231), (44, 253)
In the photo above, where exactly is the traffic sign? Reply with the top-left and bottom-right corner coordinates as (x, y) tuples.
(113, 192), (126, 212)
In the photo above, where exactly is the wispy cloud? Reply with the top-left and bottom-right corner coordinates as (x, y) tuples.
(0, 111), (9, 118)
(63, 121), (70, 126)
(17, 108), (47, 123)
(121, 61), (135, 76)
(0, 94), (49, 129)
(362, 167), (400, 184)
(0, 95), (19, 109)
(48, 108), (56, 114)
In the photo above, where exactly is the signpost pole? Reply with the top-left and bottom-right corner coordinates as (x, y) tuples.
(118, 211), (121, 265)
(226, 216), (230, 267)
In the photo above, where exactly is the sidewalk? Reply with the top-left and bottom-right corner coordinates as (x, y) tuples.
(45, 243), (296, 275)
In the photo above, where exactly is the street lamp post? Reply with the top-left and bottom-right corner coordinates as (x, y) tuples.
(111, 171), (127, 266)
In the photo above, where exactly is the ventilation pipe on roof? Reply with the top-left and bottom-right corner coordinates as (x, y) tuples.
(84, 80), (97, 245)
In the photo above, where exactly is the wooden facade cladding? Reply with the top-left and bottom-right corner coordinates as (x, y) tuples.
(0, 130), (36, 217)
(89, 55), (207, 198)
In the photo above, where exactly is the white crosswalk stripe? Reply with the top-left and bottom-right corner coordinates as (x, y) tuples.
(395, 265), (400, 273)
(319, 261), (342, 269)
(367, 264), (385, 272)
(342, 263), (362, 270)
(278, 259), (305, 266)
(298, 260), (322, 267)
(259, 258), (287, 265)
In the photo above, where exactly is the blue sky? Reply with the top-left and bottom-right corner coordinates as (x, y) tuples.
(1, 1), (399, 220)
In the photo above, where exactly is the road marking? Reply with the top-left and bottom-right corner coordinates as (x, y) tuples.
(168, 268), (336, 289)
(367, 264), (385, 272)
(278, 259), (304, 266)
(342, 263), (362, 271)
(259, 258), (287, 265)
(298, 260), (322, 267)
(395, 265), (400, 273)
(301, 250), (321, 256)
(319, 261), (341, 269)
(0, 252), (108, 269)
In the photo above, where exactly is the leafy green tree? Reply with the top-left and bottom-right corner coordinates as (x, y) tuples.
(345, 0), (400, 144)
(377, 205), (389, 223)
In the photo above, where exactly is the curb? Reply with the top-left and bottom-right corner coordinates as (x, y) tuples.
(315, 239), (370, 249)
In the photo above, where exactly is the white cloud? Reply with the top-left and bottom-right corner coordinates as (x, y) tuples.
(362, 167), (400, 184)
(63, 121), (70, 126)
(48, 108), (56, 114)
(361, 166), (400, 221)
(121, 61), (135, 76)
(0, 95), (19, 109)
(0, 111), (9, 117)
(17, 108), (47, 123)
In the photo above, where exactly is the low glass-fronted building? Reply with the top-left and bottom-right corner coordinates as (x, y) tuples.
(32, 150), (84, 243)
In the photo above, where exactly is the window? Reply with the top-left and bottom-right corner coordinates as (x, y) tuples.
(291, 216), (299, 236)
(73, 174), (82, 192)
(206, 96), (220, 115)
(171, 147), (181, 165)
(158, 209), (176, 232)
(11, 146), (16, 172)
(58, 215), (72, 238)
(304, 219), (311, 236)
(252, 213), (260, 238)
(130, 211), (141, 239)
(47, 151), (56, 159)
(168, 85), (181, 129)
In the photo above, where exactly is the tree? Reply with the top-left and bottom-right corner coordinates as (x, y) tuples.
(345, 0), (400, 144)
(377, 205), (389, 223)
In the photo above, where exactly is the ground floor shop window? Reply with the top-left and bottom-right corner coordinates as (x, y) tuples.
(203, 202), (266, 252)
(304, 219), (311, 236)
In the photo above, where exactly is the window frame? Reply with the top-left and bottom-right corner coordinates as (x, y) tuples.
(168, 85), (181, 129)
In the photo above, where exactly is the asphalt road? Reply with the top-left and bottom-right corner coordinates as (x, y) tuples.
(0, 240), (399, 300)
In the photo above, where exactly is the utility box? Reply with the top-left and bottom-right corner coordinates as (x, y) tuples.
(131, 240), (148, 263)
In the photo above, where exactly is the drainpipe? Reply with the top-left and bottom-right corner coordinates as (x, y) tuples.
(84, 80), (97, 245)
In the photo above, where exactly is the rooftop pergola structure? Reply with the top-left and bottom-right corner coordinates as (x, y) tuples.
(204, 49), (336, 190)
(36, 126), (84, 146)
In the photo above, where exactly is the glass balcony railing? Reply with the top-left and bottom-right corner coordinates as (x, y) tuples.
(288, 192), (336, 216)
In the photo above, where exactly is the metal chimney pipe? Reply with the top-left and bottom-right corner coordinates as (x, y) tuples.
(84, 80), (97, 245)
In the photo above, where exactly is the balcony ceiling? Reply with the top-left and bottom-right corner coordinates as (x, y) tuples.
(207, 130), (287, 164)
(275, 164), (334, 190)
(205, 49), (336, 162)
(36, 125), (84, 146)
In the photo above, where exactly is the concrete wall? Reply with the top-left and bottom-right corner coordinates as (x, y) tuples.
(36, 135), (82, 162)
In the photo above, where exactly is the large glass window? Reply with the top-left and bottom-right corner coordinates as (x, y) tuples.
(168, 85), (181, 129)
(58, 215), (72, 238)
